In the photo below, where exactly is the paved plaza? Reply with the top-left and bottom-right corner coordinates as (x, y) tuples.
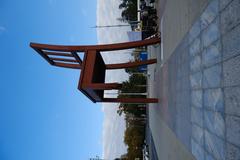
(147, 0), (240, 159)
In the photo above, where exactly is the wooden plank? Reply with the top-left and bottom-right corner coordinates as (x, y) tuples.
(32, 48), (54, 65)
(50, 57), (78, 63)
(95, 37), (161, 51)
(102, 98), (158, 103)
(80, 50), (96, 85)
(44, 51), (73, 57)
(106, 59), (157, 69)
(54, 62), (81, 69)
(71, 52), (82, 64)
(86, 83), (122, 90)
(30, 37), (160, 52)
(77, 53), (97, 103)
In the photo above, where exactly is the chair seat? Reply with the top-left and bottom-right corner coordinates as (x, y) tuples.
(78, 50), (106, 102)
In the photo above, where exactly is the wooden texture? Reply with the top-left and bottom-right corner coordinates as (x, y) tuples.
(78, 50), (106, 102)
(30, 37), (160, 103)
(54, 62), (81, 69)
(50, 57), (78, 63)
(103, 98), (158, 103)
(44, 51), (74, 57)
(87, 83), (122, 90)
(33, 48), (54, 65)
(30, 37), (160, 52)
(71, 51), (83, 64)
(106, 59), (157, 69)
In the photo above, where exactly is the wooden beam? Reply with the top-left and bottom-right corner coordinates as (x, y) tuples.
(71, 51), (82, 64)
(102, 98), (158, 103)
(30, 37), (160, 52)
(86, 83), (122, 90)
(106, 59), (157, 69)
(44, 51), (74, 57)
(32, 48), (54, 65)
(50, 57), (78, 63)
(54, 62), (81, 69)
(96, 37), (161, 51)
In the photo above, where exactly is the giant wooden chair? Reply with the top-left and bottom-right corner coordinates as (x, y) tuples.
(30, 37), (160, 103)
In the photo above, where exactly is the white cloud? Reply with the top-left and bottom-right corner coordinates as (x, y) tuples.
(96, 0), (133, 159)
(102, 104), (127, 159)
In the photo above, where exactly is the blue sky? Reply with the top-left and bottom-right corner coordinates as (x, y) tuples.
(96, 0), (132, 159)
(0, 0), (105, 159)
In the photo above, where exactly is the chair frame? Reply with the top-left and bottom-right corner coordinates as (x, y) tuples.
(30, 37), (160, 103)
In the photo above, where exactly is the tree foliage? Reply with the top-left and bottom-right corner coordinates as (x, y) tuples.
(117, 73), (146, 116)
(115, 48), (148, 160)
(118, 0), (137, 22)
(116, 72), (147, 159)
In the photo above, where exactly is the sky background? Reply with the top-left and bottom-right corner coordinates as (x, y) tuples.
(96, 0), (133, 159)
(0, 0), (131, 159)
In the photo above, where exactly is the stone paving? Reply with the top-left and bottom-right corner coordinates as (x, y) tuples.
(148, 0), (240, 159)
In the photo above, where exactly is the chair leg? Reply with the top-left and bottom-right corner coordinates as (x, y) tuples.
(102, 98), (158, 103)
(86, 83), (122, 90)
(105, 59), (157, 70)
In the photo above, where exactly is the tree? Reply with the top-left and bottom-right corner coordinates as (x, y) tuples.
(115, 46), (149, 159)
(121, 74), (146, 93)
(118, 0), (138, 22)
(124, 125), (145, 159)
(117, 73), (147, 116)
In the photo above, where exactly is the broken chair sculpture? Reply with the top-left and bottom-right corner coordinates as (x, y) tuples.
(30, 37), (160, 103)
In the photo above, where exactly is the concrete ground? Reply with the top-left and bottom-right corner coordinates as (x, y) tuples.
(147, 44), (195, 160)
(147, 0), (240, 160)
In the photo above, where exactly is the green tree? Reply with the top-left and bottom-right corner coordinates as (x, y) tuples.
(124, 126), (145, 159)
(121, 74), (146, 93)
(117, 73), (147, 116)
(118, 0), (138, 22)
(116, 48), (149, 159)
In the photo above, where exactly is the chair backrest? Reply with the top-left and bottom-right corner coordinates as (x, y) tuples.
(30, 43), (82, 69)
(30, 37), (160, 70)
